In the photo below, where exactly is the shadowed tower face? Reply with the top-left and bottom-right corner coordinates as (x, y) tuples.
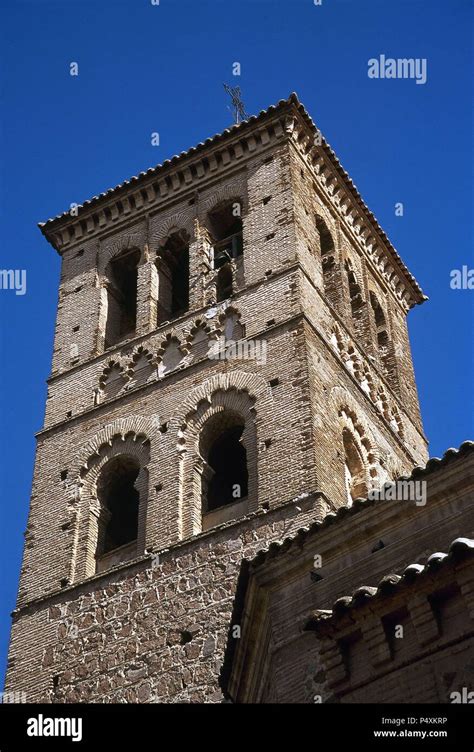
(6, 94), (428, 703)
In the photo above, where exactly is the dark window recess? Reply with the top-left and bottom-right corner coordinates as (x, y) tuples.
(265, 233), (275, 241)
(60, 470), (68, 481)
(263, 196), (272, 205)
(345, 262), (364, 318)
(370, 292), (389, 351)
(209, 202), (243, 269)
(316, 216), (335, 258)
(105, 248), (140, 348)
(206, 425), (248, 512)
(216, 264), (233, 302)
(266, 319), (276, 327)
(269, 377), (279, 387)
(97, 456), (140, 555)
(72, 325), (80, 332)
(156, 231), (190, 325)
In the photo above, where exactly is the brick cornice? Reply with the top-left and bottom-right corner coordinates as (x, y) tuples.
(38, 93), (426, 314)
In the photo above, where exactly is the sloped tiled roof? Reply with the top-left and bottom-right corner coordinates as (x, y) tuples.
(219, 441), (474, 695)
(249, 441), (474, 572)
(305, 537), (474, 631)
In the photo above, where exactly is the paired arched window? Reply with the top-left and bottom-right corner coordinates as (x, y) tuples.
(105, 248), (140, 348)
(156, 230), (190, 325)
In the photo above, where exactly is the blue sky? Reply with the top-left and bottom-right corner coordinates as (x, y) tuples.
(0, 0), (472, 688)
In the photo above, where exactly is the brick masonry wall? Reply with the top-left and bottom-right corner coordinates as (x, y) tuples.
(6, 99), (431, 703)
(6, 495), (324, 703)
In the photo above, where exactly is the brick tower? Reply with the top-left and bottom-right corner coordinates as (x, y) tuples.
(5, 94), (428, 702)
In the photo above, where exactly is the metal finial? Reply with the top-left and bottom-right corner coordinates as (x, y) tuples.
(223, 84), (249, 125)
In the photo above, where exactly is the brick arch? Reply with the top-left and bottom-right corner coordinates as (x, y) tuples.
(202, 180), (247, 215)
(125, 345), (155, 373)
(74, 432), (151, 581)
(98, 359), (128, 391)
(177, 389), (258, 539)
(343, 254), (364, 292)
(98, 230), (145, 275)
(313, 200), (338, 234)
(183, 317), (215, 352)
(172, 370), (272, 434)
(149, 210), (195, 253)
(171, 371), (273, 539)
(73, 417), (155, 480)
(330, 386), (382, 493)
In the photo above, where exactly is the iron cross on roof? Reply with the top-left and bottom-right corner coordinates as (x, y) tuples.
(223, 84), (249, 125)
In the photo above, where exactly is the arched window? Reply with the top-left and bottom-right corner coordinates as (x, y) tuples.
(315, 215), (338, 307)
(345, 261), (363, 317)
(208, 200), (243, 302)
(199, 412), (249, 516)
(342, 428), (368, 505)
(96, 456), (140, 559)
(208, 201), (243, 264)
(370, 292), (389, 359)
(105, 248), (140, 348)
(316, 215), (335, 257)
(216, 264), (233, 302)
(156, 230), (190, 325)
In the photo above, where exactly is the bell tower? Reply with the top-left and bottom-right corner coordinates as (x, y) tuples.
(5, 94), (428, 703)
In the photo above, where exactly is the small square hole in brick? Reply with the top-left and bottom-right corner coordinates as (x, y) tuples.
(72, 325), (80, 333)
(263, 196), (272, 205)
(269, 378), (279, 387)
(159, 422), (168, 433)
(155, 483), (163, 493)
(265, 233), (275, 241)
(266, 319), (276, 327)
(66, 411), (72, 418)
(75, 249), (84, 258)
(60, 470), (68, 481)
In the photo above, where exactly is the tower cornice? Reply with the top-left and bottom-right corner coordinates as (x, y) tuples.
(39, 92), (425, 310)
